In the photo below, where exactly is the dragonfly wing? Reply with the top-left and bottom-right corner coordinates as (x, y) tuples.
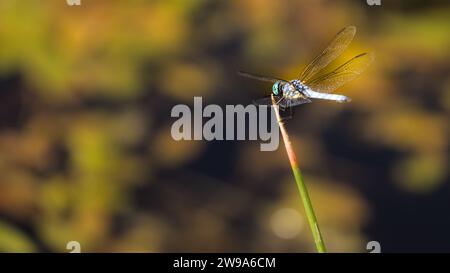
(253, 95), (282, 106)
(306, 52), (375, 93)
(299, 26), (356, 83)
(238, 71), (288, 83)
(279, 97), (311, 108)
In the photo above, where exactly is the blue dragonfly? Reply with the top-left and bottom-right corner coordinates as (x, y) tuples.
(239, 26), (374, 111)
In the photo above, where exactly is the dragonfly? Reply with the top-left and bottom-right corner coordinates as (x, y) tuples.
(239, 26), (374, 113)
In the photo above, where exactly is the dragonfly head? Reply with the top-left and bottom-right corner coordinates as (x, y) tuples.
(272, 81), (281, 96)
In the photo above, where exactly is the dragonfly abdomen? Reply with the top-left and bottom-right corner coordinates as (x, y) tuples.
(303, 89), (351, 103)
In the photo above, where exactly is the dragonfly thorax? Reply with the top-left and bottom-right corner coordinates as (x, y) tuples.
(272, 80), (308, 99)
(291, 79), (307, 92)
(278, 80), (304, 99)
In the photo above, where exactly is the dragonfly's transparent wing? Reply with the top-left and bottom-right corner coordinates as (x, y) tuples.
(253, 96), (311, 109)
(299, 26), (356, 83)
(254, 96), (290, 112)
(279, 97), (311, 108)
(238, 71), (287, 83)
(253, 95), (283, 106)
(306, 52), (374, 93)
(254, 96), (294, 120)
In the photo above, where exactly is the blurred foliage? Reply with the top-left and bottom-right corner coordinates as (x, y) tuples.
(0, 0), (449, 252)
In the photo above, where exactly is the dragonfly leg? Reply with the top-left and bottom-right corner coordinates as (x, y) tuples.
(275, 96), (285, 105)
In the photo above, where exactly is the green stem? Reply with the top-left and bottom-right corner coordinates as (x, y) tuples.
(271, 95), (327, 253)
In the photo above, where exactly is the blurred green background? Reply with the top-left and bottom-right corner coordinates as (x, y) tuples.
(0, 0), (449, 252)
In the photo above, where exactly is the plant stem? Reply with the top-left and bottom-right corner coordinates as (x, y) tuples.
(271, 95), (327, 253)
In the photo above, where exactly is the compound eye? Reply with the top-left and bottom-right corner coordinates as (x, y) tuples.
(272, 82), (279, 96)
